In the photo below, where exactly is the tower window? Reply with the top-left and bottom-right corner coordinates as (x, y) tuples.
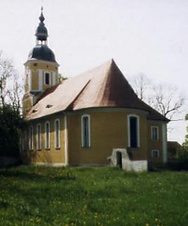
(45, 72), (51, 85)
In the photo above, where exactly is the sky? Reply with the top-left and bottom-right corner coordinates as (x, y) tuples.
(0, 0), (188, 143)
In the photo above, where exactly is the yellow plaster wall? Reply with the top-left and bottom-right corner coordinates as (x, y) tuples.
(28, 61), (58, 91)
(68, 109), (148, 165)
(22, 115), (67, 165)
(147, 121), (164, 163)
(22, 93), (33, 117)
(21, 109), (166, 166)
(23, 60), (59, 117)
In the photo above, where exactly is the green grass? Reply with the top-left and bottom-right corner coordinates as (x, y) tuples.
(0, 166), (187, 226)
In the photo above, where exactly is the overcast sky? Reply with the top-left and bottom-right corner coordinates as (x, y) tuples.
(0, 0), (188, 143)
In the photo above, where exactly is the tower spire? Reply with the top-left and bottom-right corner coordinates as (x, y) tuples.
(39, 7), (45, 23)
(35, 7), (48, 44)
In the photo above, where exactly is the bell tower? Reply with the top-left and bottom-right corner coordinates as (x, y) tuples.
(22, 8), (59, 116)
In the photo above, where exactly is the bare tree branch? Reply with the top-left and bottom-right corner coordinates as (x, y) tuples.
(0, 52), (23, 111)
(130, 73), (186, 121)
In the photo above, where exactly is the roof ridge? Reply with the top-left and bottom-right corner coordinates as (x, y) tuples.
(66, 79), (91, 110)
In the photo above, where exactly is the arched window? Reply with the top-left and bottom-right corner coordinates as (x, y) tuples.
(54, 119), (60, 149)
(81, 114), (91, 148)
(45, 72), (51, 85)
(29, 125), (33, 150)
(128, 115), (140, 148)
(45, 121), (50, 149)
(36, 124), (41, 150)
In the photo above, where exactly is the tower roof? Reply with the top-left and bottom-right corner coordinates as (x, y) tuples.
(27, 8), (57, 63)
(28, 44), (56, 62)
(35, 7), (48, 41)
(26, 59), (169, 122)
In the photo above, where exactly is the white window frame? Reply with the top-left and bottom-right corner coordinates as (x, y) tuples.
(36, 123), (41, 150)
(151, 126), (159, 140)
(54, 119), (60, 149)
(151, 149), (160, 158)
(52, 72), (56, 86)
(81, 114), (91, 148)
(45, 121), (50, 150)
(29, 125), (33, 150)
(38, 69), (43, 91)
(127, 114), (140, 148)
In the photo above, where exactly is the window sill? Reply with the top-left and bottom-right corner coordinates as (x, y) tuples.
(55, 147), (60, 150)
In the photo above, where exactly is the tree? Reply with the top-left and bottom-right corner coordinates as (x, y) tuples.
(130, 73), (185, 121)
(58, 73), (68, 83)
(0, 52), (23, 158)
(132, 73), (151, 101)
(0, 52), (22, 110)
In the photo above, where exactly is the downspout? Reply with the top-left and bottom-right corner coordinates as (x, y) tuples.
(64, 113), (68, 166)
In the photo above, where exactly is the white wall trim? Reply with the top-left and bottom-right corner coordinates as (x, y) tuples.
(28, 69), (32, 91)
(52, 71), (56, 86)
(64, 114), (68, 165)
(38, 69), (43, 91)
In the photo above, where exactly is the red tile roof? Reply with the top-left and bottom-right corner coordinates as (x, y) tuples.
(26, 59), (169, 122)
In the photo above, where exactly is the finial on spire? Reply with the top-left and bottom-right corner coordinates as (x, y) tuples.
(35, 7), (48, 43)
(39, 6), (45, 23)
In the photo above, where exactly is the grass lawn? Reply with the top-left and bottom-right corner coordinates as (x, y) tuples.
(0, 166), (187, 226)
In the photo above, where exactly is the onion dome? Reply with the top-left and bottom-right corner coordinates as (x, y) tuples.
(28, 44), (56, 62)
(27, 8), (57, 63)
(35, 7), (48, 41)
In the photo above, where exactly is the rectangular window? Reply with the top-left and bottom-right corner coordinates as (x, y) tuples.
(54, 119), (60, 149)
(151, 126), (159, 140)
(81, 115), (91, 148)
(37, 124), (41, 150)
(151, 149), (160, 158)
(45, 122), (50, 150)
(29, 126), (33, 150)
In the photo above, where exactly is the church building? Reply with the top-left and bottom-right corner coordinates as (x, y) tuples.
(21, 9), (169, 168)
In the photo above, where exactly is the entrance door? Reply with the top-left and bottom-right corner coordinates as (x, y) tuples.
(116, 151), (122, 168)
